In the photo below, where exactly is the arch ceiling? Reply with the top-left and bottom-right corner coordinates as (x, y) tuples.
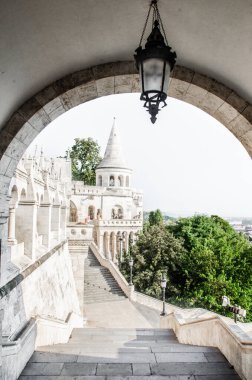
(0, 0), (252, 129)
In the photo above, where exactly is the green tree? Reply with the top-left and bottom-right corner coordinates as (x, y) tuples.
(121, 224), (185, 299)
(68, 138), (101, 185)
(148, 209), (163, 226)
(168, 215), (252, 320)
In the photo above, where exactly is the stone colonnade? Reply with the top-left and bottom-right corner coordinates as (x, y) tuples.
(97, 230), (135, 262)
(8, 188), (68, 261)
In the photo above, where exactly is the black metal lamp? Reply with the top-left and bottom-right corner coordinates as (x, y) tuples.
(134, 0), (177, 124)
(160, 272), (167, 316)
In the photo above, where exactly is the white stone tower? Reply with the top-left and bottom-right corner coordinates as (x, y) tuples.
(96, 118), (132, 188)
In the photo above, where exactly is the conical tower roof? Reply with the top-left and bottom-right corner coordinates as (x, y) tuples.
(97, 119), (130, 170)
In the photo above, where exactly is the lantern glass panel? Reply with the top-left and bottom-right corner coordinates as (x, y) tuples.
(141, 58), (170, 93)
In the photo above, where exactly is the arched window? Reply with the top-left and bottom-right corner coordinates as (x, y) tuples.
(109, 175), (115, 186)
(20, 188), (26, 200)
(98, 175), (102, 186)
(69, 201), (77, 222)
(118, 175), (124, 187)
(10, 185), (18, 202)
(88, 205), (95, 220)
(112, 205), (123, 219)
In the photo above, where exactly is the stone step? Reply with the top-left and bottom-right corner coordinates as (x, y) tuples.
(20, 324), (241, 379)
(84, 286), (126, 294)
(83, 250), (126, 303)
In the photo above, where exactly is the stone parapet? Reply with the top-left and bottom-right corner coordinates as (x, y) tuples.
(160, 307), (252, 380)
(2, 312), (83, 380)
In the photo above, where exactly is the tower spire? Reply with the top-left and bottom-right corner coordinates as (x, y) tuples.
(97, 118), (129, 170)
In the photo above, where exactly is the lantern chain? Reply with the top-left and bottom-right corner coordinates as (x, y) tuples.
(138, 0), (169, 47)
(155, 4), (169, 46)
(138, 2), (152, 47)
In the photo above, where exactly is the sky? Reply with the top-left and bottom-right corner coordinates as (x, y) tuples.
(26, 93), (252, 218)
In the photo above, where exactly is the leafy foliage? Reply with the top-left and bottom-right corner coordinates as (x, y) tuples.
(168, 215), (252, 320)
(68, 138), (101, 185)
(121, 223), (185, 299)
(122, 214), (252, 321)
(148, 209), (163, 226)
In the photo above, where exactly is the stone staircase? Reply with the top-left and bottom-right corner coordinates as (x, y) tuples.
(84, 250), (126, 304)
(19, 328), (240, 379)
(18, 249), (241, 379)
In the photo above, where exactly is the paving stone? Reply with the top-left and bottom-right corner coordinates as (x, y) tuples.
(151, 362), (238, 376)
(19, 377), (106, 380)
(132, 363), (151, 375)
(151, 345), (218, 353)
(129, 377), (195, 380)
(204, 352), (226, 362)
(78, 353), (156, 364)
(61, 363), (97, 376)
(30, 351), (78, 362)
(195, 376), (240, 380)
(96, 363), (132, 376)
(155, 352), (208, 363)
(21, 362), (63, 376)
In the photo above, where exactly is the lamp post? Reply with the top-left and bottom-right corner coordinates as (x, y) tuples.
(134, 0), (177, 124)
(160, 272), (167, 316)
(222, 296), (246, 323)
(129, 257), (134, 286)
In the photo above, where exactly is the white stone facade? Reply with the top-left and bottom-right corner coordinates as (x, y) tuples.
(68, 121), (143, 262)
(7, 152), (71, 269)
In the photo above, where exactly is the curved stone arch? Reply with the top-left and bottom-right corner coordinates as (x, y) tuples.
(0, 60), (251, 212)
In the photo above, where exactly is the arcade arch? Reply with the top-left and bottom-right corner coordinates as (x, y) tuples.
(0, 61), (252, 280)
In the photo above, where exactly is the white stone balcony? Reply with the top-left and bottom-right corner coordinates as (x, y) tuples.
(94, 219), (142, 227)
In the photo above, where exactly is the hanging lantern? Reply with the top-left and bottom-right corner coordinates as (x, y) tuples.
(134, 0), (177, 123)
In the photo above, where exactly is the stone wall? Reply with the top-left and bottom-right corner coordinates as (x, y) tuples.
(0, 241), (81, 338)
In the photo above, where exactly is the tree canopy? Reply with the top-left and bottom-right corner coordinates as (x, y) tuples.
(122, 214), (252, 321)
(168, 215), (252, 318)
(121, 223), (185, 298)
(68, 138), (101, 185)
(148, 209), (163, 226)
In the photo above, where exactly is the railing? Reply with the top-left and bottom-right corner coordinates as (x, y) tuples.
(94, 219), (142, 227)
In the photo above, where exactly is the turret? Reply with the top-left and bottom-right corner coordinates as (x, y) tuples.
(96, 119), (132, 188)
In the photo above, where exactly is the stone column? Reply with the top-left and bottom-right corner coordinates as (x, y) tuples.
(104, 233), (111, 260)
(112, 233), (117, 262)
(51, 205), (61, 242)
(124, 232), (128, 253)
(16, 201), (38, 261)
(37, 203), (52, 249)
(0, 214), (11, 286)
(98, 232), (103, 252)
(60, 206), (67, 239)
(8, 207), (17, 244)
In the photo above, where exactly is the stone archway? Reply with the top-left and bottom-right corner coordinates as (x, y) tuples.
(0, 60), (252, 281)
